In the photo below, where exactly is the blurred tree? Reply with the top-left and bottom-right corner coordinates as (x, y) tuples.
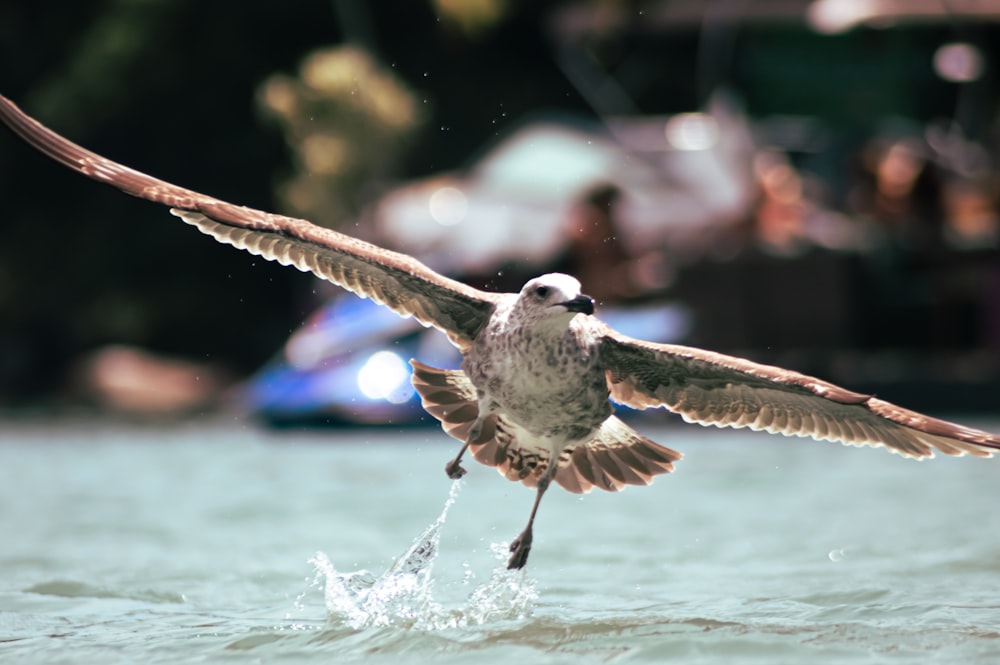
(23, 0), (184, 133)
(257, 46), (425, 228)
(432, 0), (511, 36)
(0, 0), (572, 407)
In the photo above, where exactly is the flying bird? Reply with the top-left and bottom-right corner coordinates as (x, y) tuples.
(2, 94), (998, 570)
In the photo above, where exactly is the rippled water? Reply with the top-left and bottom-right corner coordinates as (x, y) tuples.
(1, 418), (999, 663)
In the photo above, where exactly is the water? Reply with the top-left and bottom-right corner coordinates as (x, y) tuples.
(1, 418), (999, 664)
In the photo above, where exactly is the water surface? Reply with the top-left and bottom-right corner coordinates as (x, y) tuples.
(1, 419), (999, 663)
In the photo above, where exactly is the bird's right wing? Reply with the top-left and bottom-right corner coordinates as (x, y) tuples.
(0, 94), (500, 350)
(598, 326), (1000, 459)
(170, 210), (498, 350)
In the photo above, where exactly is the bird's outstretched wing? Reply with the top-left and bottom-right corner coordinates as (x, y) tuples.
(0, 95), (499, 350)
(598, 327), (1000, 458)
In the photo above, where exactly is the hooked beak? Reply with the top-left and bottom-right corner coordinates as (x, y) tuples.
(560, 294), (595, 315)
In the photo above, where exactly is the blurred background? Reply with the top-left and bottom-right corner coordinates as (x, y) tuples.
(0, 0), (998, 423)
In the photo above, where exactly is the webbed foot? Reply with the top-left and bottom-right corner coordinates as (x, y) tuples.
(507, 529), (533, 570)
(445, 458), (467, 479)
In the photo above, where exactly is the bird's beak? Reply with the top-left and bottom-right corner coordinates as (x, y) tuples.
(560, 294), (595, 315)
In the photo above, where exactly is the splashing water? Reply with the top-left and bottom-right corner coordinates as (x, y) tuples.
(308, 480), (537, 630)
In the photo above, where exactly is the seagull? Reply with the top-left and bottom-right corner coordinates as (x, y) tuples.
(2, 94), (998, 570)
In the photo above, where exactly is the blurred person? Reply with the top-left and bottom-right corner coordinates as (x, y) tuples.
(749, 150), (863, 257)
(850, 138), (946, 251)
(941, 177), (999, 250)
(550, 184), (659, 304)
(751, 151), (810, 256)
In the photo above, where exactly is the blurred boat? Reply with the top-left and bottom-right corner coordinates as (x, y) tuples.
(241, 294), (691, 428)
(372, 103), (757, 276)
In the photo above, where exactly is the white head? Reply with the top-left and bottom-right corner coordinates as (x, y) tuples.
(514, 273), (595, 326)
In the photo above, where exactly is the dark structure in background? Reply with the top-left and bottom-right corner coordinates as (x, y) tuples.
(0, 1), (997, 413)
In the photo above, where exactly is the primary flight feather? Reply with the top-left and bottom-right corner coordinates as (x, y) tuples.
(2, 94), (996, 570)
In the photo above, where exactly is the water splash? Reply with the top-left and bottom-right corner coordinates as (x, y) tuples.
(461, 543), (538, 625)
(308, 480), (536, 630)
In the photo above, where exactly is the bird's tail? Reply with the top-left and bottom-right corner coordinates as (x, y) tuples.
(552, 417), (683, 494)
(409, 359), (489, 444)
(410, 360), (682, 494)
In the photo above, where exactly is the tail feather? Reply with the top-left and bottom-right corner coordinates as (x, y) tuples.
(410, 359), (494, 444)
(554, 417), (683, 494)
(606, 448), (655, 486)
(471, 438), (505, 467)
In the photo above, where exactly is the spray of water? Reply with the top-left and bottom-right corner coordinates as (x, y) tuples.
(307, 480), (537, 630)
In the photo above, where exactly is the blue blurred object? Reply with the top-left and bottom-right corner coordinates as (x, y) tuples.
(241, 294), (692, 427)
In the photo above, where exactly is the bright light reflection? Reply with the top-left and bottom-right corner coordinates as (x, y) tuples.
(934, 43), (983, 83)
(664, 113), (719, 151)
(807, 0), (871, 34)
(429, 186), (468, 226)
(357, 351), (414, 403)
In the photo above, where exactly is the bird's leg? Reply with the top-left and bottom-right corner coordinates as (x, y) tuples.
(445, 411), (496, 480)
(507, 475), (551, 570)
(444, 441), (471, 479)
(444, 416), (483, 479)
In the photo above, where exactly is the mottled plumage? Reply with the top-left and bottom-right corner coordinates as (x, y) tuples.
(1, 94), (997, 570)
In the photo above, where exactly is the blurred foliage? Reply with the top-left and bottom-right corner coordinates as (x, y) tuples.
(432, 0), (511, 36)
(24, 0), (183, 133)
(258, 46), (425, 228)
(0, 0), (572, 405)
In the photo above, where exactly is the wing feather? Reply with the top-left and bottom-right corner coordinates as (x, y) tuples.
(598, 328), (1000, 459)
(0, 95), (498, 350)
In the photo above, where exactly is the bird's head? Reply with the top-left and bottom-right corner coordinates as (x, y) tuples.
(514, 273), (595, 327)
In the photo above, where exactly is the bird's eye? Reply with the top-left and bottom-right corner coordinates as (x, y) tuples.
(534, 286), (550, 298)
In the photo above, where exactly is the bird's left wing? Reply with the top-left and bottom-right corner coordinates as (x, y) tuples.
(597, 326), (1000, 459)
(0, 95), (500, 350)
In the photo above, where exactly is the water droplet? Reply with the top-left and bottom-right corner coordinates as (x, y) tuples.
(828, 548), (847, 562)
